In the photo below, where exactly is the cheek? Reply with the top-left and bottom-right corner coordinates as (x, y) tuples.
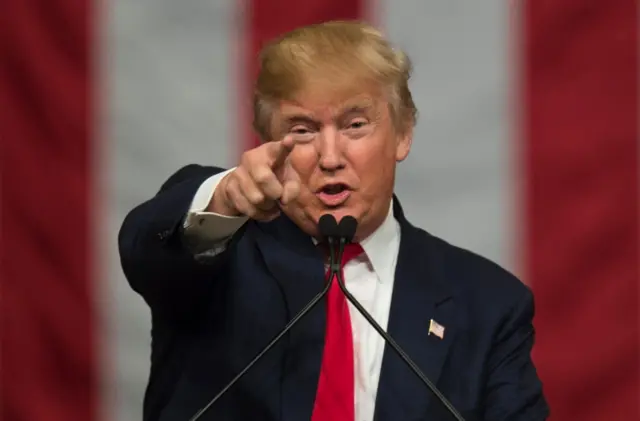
(348, 148), (397, 196)
(288, 148), (317, 183)
(350, 139), (395, 171)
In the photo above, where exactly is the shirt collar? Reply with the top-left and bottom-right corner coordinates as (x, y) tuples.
(311, 201), (400, 282)
(359, 201), (400, 282)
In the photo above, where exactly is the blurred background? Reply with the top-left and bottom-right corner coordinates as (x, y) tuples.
(1, 0), (638, 420)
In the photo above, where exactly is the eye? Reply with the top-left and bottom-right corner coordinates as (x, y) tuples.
(346, 119), (368, 130)
(290, 126), (312, 135)
(288, 125), (316, 143)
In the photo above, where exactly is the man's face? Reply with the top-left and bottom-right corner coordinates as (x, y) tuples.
(274, 86), (412, 241)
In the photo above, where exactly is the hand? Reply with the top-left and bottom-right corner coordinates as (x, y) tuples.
(209, 136), (301, 220)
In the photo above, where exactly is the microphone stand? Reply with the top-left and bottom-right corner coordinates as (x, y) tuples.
(188, 231), (343, 420)
(188, 214), (466, 421)
(328, 234), (466, 421)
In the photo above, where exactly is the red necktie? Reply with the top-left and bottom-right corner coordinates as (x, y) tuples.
(311, 243), (364, 421)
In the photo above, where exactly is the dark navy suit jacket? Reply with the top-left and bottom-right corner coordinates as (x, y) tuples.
(118, 165), (549, 421)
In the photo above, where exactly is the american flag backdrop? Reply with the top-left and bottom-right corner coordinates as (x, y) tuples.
(1, 1), (639, 420)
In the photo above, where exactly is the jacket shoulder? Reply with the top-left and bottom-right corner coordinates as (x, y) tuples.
(426, 232), (531, 305)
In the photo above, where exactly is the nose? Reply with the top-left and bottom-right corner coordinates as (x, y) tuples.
(317, 127), (345, 173)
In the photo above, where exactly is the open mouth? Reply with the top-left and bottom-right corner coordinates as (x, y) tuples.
(317, 183), (351, 207)
(320, 183), (348, 195)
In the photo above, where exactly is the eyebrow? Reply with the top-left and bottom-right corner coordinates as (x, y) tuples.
(337, 98), (376, 116)
(340, 105), (374, 116)
(281, 103), (376, 125)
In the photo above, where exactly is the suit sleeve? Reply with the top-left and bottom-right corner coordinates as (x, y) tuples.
(118, 164), (241, 321)
(183, 167), (249, 254)
(482, 288), (550, 421)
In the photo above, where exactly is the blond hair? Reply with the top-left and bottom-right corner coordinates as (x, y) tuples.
(253, 20), (417, 140)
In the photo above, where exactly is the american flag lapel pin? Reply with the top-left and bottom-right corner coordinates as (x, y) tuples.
(428, 319), (445, 339)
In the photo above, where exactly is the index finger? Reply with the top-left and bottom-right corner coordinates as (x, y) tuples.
(268, 135), (296, 169)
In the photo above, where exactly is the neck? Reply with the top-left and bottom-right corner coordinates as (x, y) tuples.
(353, 198), (393, 243)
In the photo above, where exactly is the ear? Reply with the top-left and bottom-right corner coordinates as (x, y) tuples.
(395, 126), (413, 162)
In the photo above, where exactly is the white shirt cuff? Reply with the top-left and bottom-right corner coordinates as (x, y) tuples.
(183, 168), (249, 242)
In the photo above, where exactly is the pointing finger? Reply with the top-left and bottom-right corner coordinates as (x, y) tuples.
(268, 135), (296, 169)
(279, 162), (301, 205)
(250, 165), (283, 200)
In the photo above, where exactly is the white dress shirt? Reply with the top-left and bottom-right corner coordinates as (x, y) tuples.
(184, 169), (401, 421)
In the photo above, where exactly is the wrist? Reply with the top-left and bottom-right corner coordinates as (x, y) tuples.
(207, 175), (242, 216)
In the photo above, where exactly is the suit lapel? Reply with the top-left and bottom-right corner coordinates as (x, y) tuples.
(252, 215), (327, 421)
(374, 199), (456, 421)
(251, 200), (457, 421)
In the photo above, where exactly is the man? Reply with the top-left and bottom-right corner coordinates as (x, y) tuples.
(119, 21), (549, 421)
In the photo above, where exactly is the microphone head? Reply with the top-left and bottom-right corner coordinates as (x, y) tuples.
(338, 216), (358, 242)
(318, 214), (339, 239)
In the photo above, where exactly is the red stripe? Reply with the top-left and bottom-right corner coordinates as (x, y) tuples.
(0, 1), (96, 421)
(523, 1), (639, 420)
(242, 0), (366, 153)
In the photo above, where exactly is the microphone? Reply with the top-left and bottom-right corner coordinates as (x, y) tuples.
(328, 214), (466, 421)
(187, 215), (344, 421)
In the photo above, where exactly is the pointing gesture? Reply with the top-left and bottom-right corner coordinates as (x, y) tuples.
(267, 135), (296, 169)
(210, 136), (301, 221)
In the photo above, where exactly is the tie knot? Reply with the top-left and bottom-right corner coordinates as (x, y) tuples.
(317, 242), (364, 266)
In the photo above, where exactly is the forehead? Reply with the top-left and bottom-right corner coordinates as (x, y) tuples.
(279, 96), (374, 117)
(277, 87), (387, 120)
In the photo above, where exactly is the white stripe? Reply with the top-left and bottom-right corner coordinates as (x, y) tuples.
(98, 1), (238, 420)
(98, 2), (513, 420)
(380, 0), (515, 272)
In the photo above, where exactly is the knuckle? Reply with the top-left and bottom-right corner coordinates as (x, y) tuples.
(230, 167), (247, 185)
(225, 184), (243, 208)
(270, 183), (284, 199)
(252, 166), (273, 185)
(246, 190), (265, 205)
(224, 178), (238, 197)
(240, 199), (255, 214)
